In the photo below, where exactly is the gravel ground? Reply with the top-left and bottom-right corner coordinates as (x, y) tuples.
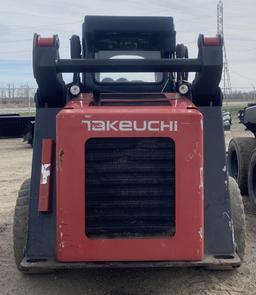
(0, 119), (256, 295)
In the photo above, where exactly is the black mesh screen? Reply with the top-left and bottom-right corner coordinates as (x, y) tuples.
(99, 100), (170, 106)
(100, 93), (167, 99)
(85, 137), (175, 238)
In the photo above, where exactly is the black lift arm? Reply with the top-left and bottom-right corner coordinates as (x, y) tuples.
(33, 33), (223, 107)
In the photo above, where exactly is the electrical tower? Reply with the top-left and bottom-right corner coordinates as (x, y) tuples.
(217, 0), (232, 99)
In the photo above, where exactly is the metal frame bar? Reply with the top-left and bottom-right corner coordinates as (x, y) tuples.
(21, 254), (241, 273)
(56, 58), (202, 73)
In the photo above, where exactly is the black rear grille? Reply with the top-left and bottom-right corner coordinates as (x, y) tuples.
(100, 93), (167, 99)
(100, 100), (170, 106)
(85, 138), (175, 238)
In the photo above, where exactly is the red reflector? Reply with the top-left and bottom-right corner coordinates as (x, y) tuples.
(204, 36), (221, 46)
(38, 139), (54, 212)
(37, 37), (54, 47)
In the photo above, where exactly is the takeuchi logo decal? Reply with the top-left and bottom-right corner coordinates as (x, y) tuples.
(81, 120), (178, 132)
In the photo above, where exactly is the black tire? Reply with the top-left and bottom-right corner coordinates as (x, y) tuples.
(34, 89), (43, 108)
(229, 177), (246, 261)
(248, 149), (256, 209)
(212, 87), (223, 107)
(70, 35), (81, 59)
(228, 137), (256, 195)
(175, 44), (189, 82)
(13, 179), (30, 272)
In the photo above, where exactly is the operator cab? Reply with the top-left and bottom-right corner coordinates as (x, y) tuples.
(74, 16), (177, 93)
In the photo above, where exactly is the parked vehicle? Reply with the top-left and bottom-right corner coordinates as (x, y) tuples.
(13, 15), (244, 273)
(228, 104), (256, 208)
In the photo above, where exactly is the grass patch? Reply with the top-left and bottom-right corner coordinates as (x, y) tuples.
(19, 112), (36, 116)
(222, 105), (246, 113)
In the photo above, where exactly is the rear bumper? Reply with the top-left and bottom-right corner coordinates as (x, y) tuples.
(21, 254), (241, 272)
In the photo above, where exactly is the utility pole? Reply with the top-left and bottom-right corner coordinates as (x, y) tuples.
(217, 0), (232, 101)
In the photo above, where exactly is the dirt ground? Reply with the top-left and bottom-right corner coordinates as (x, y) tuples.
(0, 119), (256, 295)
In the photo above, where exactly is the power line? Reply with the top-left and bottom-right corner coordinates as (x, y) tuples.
(230, 69), (255, 84)
(4, 21), (81, 31)
(1, 39), (32, 44)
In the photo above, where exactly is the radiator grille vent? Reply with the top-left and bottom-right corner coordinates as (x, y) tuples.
(85, 137), (175, 238)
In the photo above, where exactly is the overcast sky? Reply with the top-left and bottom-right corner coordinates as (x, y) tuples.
(0, 0), (255, 90)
